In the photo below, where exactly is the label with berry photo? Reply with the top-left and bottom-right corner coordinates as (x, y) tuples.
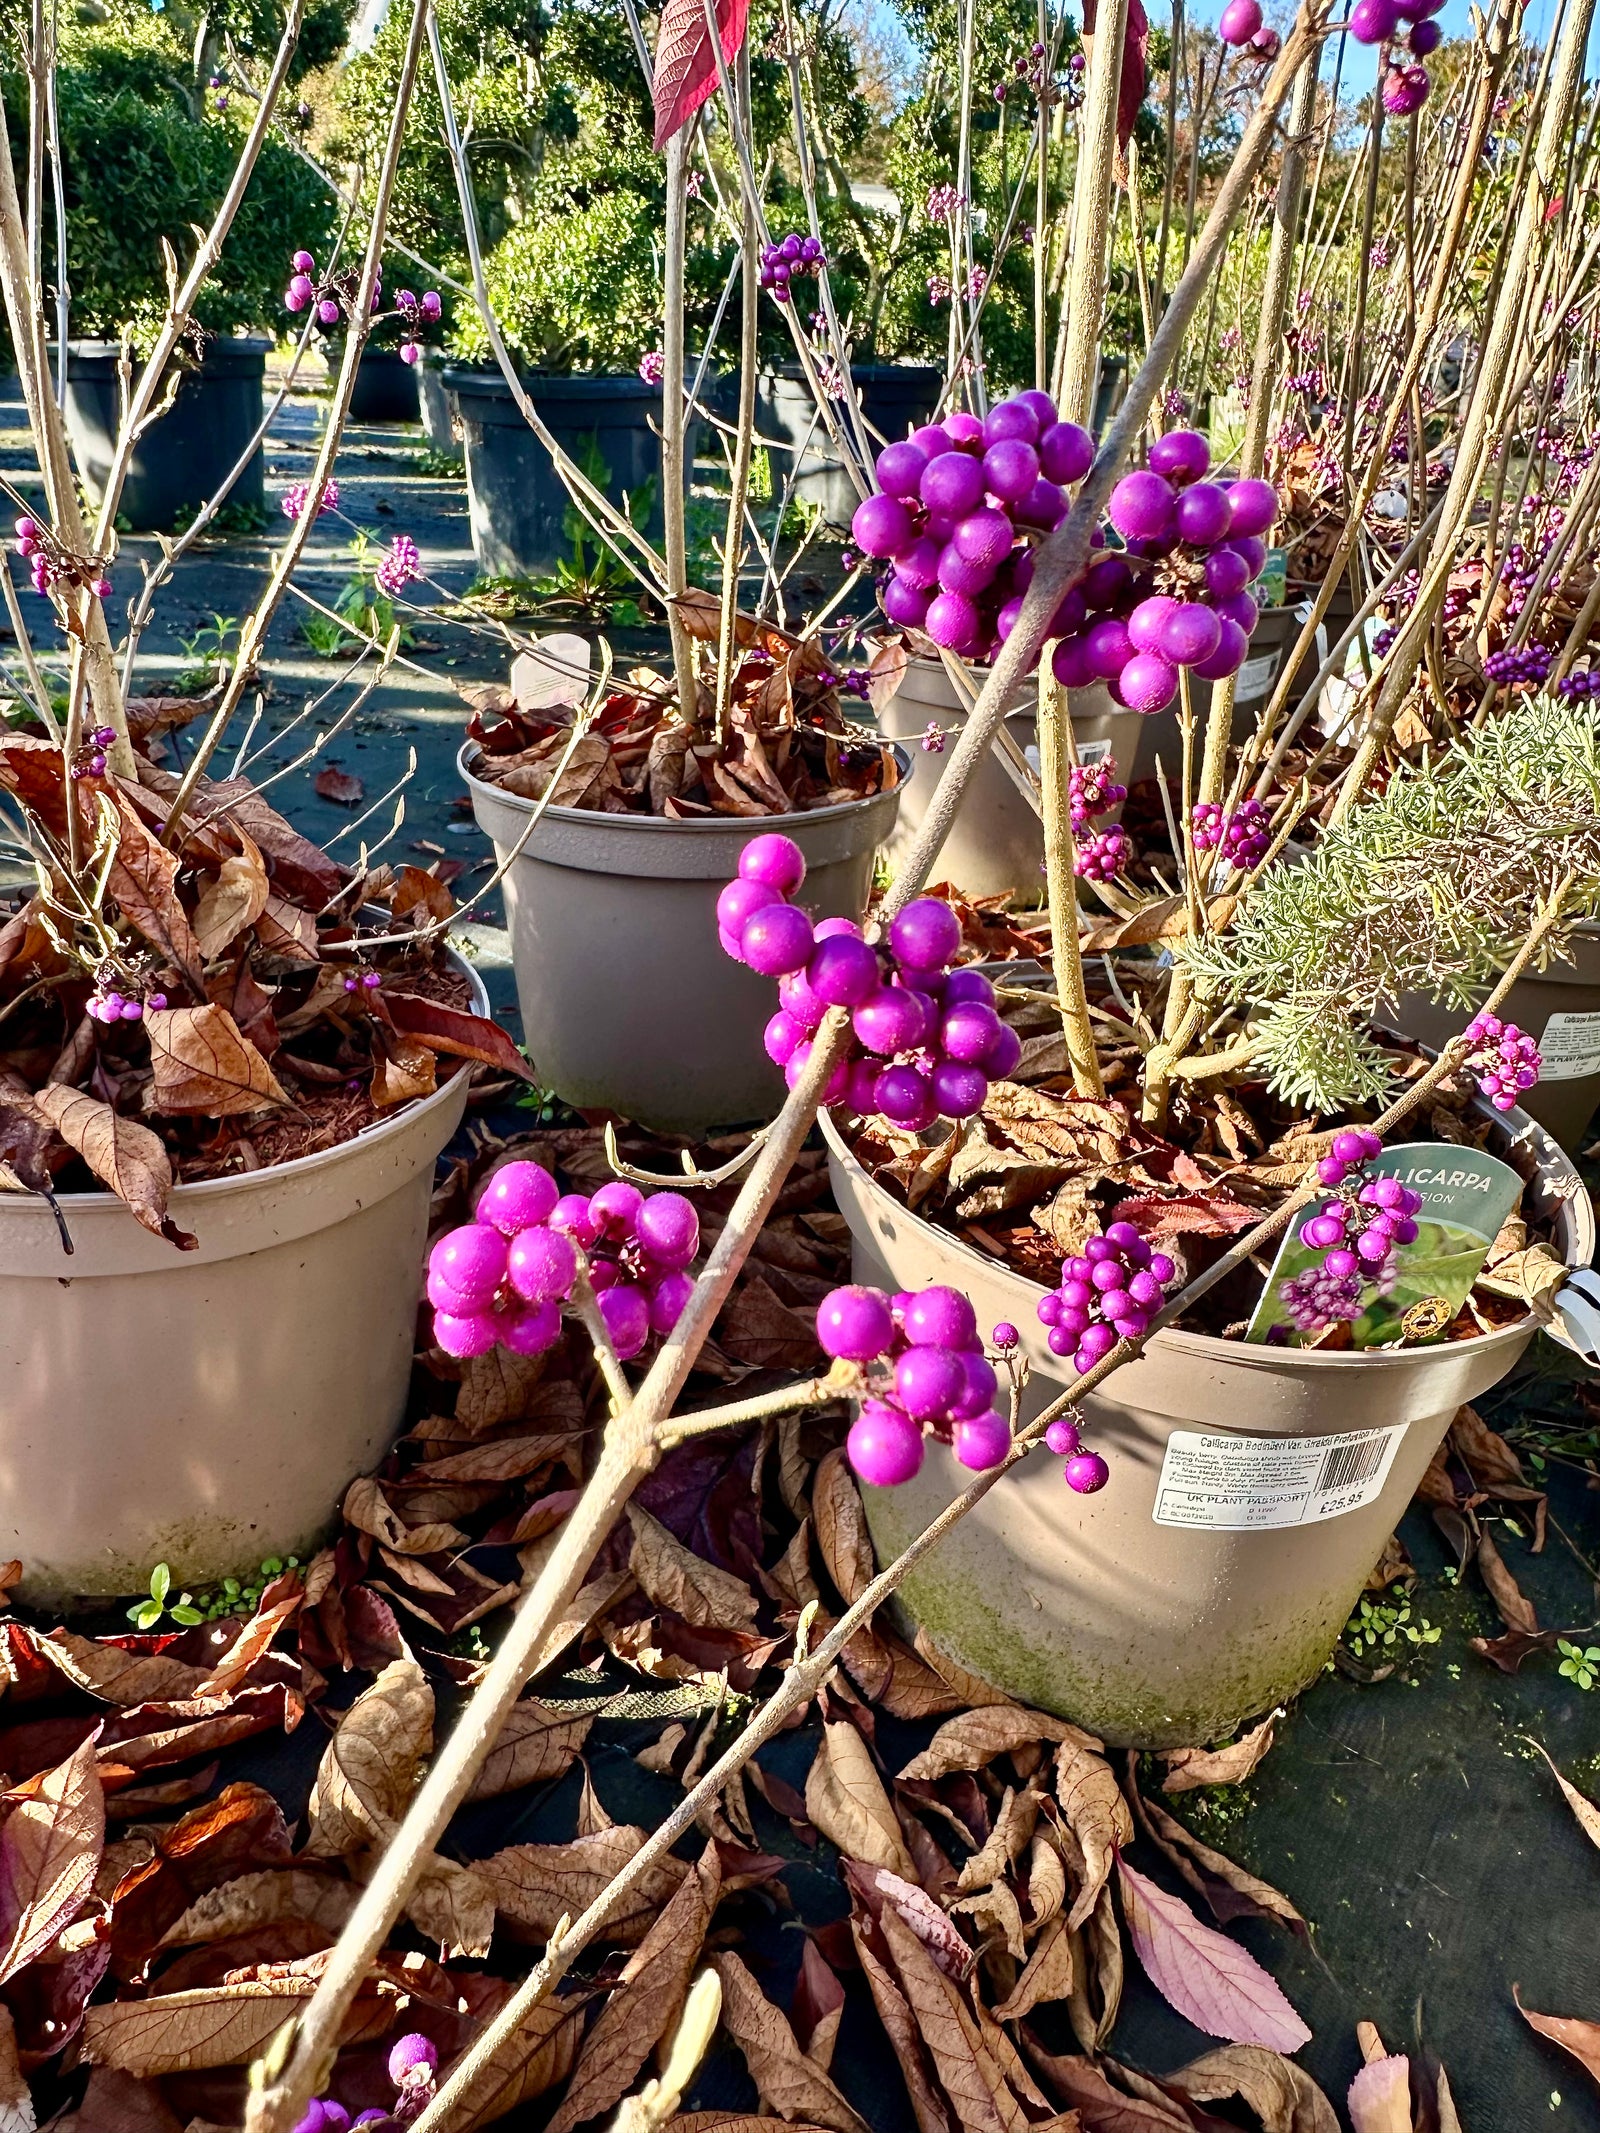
(1152, 1423), (1409, 1529)
(1534, 1010), (1600, 1081)
(1243, 1140), (1525, 1350)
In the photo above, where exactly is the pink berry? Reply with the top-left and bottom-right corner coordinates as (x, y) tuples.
(717, 875), (781, 938)
(852, 493), (914, 558)
(502, 1300), (563, 1355)
(1224, 479), (1278, 538)
(433, 1306), (502, 1358)
(1149, 429), (1211, 484)
(882, 575), (932, 628)
(848, 1401), (925, 1486)
(930, 1060), (989, 1116)
(1159, 603), (1222, 669)
(1109, 470), (1176, 543)
(876, 440), (930, 498)
(924, 589), (982, 652)
(1038, 421), (1094, 486)
(953, 505), (1016, 573)
(1192, 617), (1248, 681)
(1119, 652), (1180, 713)
(741, 902), (816, 977)
(873, 1062), (938, 1130)
(1014, 478), (1067, 529)
(739, 832), (806, 896)
(953, 1410), (1011, 1469)
(903, 1285), (978, 1350)
(983, 399), (1039, 446)
(1065, 1450), (1110, 1493)
(807, 935), (881, 1008)
(894, 1344), (966, 1420)
(981, 439), (1041, 504)
(818, 1284), (895, 1361)
(648, 1269), (696, 1335)
(598, 1283), (651, 1359)
(889, 897), (962, 971)
(982, 1022), (1023, 1078)
(479, 1159), (559, 1235)
(589, 1180), (645, 1239)
(429, 1224), (508, 1310)
(1219, 0), (1262, 41)
(635, 1191), (699, 1267)
(507, 1225), (579, 1304)
(1173, 481), (1232, 545)
(1045, 1417), (1081, 1455)
(919, 451), (986, 519)
(389, 2034), (439, 2086)
(292, 249), (316, 273)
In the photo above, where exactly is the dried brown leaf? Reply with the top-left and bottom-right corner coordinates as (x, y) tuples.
(1024, 2045), (1188, 2130)
(544, 1842), (720, 2133)
(145, 1005), (287, 1116)
(0, 1077), (192, 1248)
(1166, 2043), (1339, 2132)
(1055, 1743), (1132, 1930)
(159, 1869), (358, 1949)
(1524, 1737), (1600, 1853)
(0, 1737), (104, 1983)
(876, 1904), (1015, 2133)
(303, 1659), (432, 1856)
(899, 1708), (1096, 1783)
(1135, 1791), (1307, 1938)
(469, 1702), (593, 1801)
(449, 1992), (593, 2133)
(1476, 1527), (1539, 1634)
(1158, 1717), (1276, 1795)
(191, 840), (269, 962)
(805, 1721), (914, 1877)
(107, 800), (204, 994)
(0, 2008), (33, 2133)
(1515, 1990), (1600, 2091)
(313, 766), (364, 807)
(627, 1506), (759, 1630)
(993, 1914), (1075, 2021)
(812, 1450), (873, 1605)
(709, 1952), (869, 2133)
(848, 1909), (951, 2133)
(476, 1827), (687, 1946)
(83, 1978), (392, 2076)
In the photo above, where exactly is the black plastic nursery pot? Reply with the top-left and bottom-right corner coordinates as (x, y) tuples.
(348, 343), (421, 424)
(417, 352), (461, 458)
(758, 364), (943, 527)
(446, 367), (676, 579)
(61, 337), (267, 533)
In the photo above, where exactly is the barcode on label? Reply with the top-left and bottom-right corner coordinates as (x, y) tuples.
(1313, 1435), (1389, 1495)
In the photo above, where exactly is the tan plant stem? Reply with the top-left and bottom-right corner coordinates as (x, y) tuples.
(89, 0), (306, 550)
(426, 8), (667, 588)
(1330, 0), (1592, 824)
(661, 131), (700, 721)
(1236, 0), (1522, 785)
(161, 0), (431, 848)
(0, 88), (130, 771)
(1036, 665), (1104, 1097)
(714, 52), (759, 742)
(1054, 0), (1129, 426)
(657, 1367), (850, 1448)
(1195, 45), (1319, 807)
(241, 32), (1325, 2130)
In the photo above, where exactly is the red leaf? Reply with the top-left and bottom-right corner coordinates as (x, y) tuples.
(382, 992), (534, 1080)
(1115, 1857), (1310, 2052)
(313, 766), (364, 808)
(651, 0), (751, 149)
(1082, 0), (1149, 150)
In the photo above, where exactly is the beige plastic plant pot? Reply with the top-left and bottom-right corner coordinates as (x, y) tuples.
(0, 955), (489, 1607)
(463, 745), (903, 1131)
(819, 1105), (1593, 1747)
(873, 657), (1143, 900)
(1390, 926), (1600, 1154)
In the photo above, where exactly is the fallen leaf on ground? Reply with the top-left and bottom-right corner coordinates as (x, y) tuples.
(469, 1701), (593, 1801)
(303, 1659), (433, 1856)
(1167, 2043), (1339, 2131)
(1345, 2054), (1413, 2132)
(898, 1706), (1096, 1782)
(192, 842), (269, 961)
(876, 1903), (1015, 2133)
(1023, 2041), (1189, 2128)
(806, 1720), (914, 1877)
(0, 2008), (34, 2133)
(709, 1952), (868, 2133)
(1516, 1987), (1600, 2089)
(1057, 1742), (1132, 1930)
(445, 1992), (593, 2133)
(0, 1737), (104, 1985)
(1474, 1527), (1539, 1634)
(627, 1506), (759, 1629)
(313, 766), (365, 806)
(545, 1842), (720, 2133)
(83, 1975), (393, 2076)
(1115, 1858), (1311, 2053)
(1523, 1736), (1600, 1853)
(1134, 1790), (1308, 1938)
(475, 1828), (687, 1946)
(158, 1867), (358, 1949)
(1159, 1716), (1277, 1794)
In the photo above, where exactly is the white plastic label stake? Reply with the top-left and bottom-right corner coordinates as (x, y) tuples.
(1535, 1010), (1600, 1082)
(1152, 1424), (1408, 1530)
(1235, 652), (1279, 703)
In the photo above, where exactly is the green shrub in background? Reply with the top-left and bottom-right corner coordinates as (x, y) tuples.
(2, 6), (336, 349)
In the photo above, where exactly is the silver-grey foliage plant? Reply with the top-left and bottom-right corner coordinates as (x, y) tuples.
(1180, 699), (1600, 1110)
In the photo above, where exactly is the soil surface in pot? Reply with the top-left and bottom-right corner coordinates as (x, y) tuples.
(465, 607), (898, 820)
(0, 734), (526, 1240)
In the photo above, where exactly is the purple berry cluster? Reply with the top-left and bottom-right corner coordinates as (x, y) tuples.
(71, 723), (118, 781)
(1068, 757), (1126, 830)
(1462, 1011), (1542, 1110)
(282, 479), (338, 523)
(851, 390), (1094, 657)
(15, 516), (110, 602)
(1038, 1222), (1176, 1376)
(427, 1161), (699, 1364)
(820, 1282), (1012, 1485)
(1191, 795), (1270, 870)
(1074, 825), (1129, 882)
(376, 535), (422, 595)
(1293, 1131), (1420, 1314)
(1050, 439), (1275, 713)
(1278, 1260), (1367, 1334)
(760, 232), (825, 302)
(284, 248), (441, 360)
(1347, 0), (1439, 108)
(88, 984), (167, 1024)
(718, 835), (1022, 1128)
(1559, 665), (1600, 699)
(293, 2031), (438, 2133)
(1483, 642), (1552, 689)
(1216, 0), (1282, 56)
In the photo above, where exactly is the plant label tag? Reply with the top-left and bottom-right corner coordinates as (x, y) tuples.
(1535, 1010), (1600, 1081)
(1153, 1424), (1408, 1529)
(1236, 651), (1279, 703)
(1244, 1140), (1526, 1349)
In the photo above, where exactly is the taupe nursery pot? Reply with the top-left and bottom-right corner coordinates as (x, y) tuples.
(821, 1104), (1594, 1748)
(873, 657), (1143, 901)
(463, 745), (903, 1131)
(1390, 925), (1600, 1154)
(0, 956), (490, 1607)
